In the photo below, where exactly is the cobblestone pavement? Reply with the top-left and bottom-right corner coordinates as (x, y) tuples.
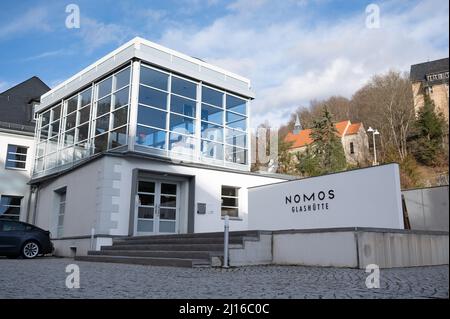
(0, 257), (448, 299)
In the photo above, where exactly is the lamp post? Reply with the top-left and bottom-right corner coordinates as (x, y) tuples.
(367, 127), (380, 166)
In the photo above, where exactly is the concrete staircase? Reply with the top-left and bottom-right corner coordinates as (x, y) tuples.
(75, 230), (269, 268)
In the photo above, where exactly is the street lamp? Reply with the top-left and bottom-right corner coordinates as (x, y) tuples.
(367, 127), (380, 166)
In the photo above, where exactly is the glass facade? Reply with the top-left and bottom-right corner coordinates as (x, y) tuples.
(33, 61), (249, 177)
(34, 65), (131, 175)
(136, 64), (249, 165)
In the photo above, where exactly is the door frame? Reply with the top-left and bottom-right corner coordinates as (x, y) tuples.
(128, 169), (196, 237)
(133, 178), (181, 236)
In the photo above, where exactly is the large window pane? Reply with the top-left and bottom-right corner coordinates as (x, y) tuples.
(98, 77), (112, 99)
(139, 86), (167, 109)
(40, 125), (49, 140)
(110, 126), (127, 149)
(42, 111), (51, 126)
(226, 112), (247, 131)
(64, 129), (75, 146)
(201, 140), (223, 160)
(66, 112), (77, 130)
(226, 128), (247, 148)
(46, 152), (57, 169)
(140, 67), (168, 91)
(201, 104), (223, 125)
(226, 95), (247, 115)
(50, 121), (59, 137)
(201, 122), (223, 142)
(169, 114), (195, 135)
(36, 143), (45, 157)
(136, 125), (166, 149)
(137, 105), (166, 129)
(47, 137), (58, 154)
(169, 133), (195, 154)
(80, 88), (92, 107)
(114, 87), (129, 109)
(79, 105), (91, 124)
(225, 145), (247, 164)
(67, 96), (78, 114)
(115, 67), (130, 90)
(95, 114), (110, 135)
(202, 87), (223, 107)
(52, 105), (61, 121)
(94, 133), (108, 154)
(171, 77), (196, 99)
(113, 106), (128, 128)
(60, 147), (73, 165)
(77, 123), (89, 142)
(170, 95), (195, 117)
(74, 141), (90, 160)
(97, 96), (111, 116)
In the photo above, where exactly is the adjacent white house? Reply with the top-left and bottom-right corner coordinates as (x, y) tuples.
(0, 77), (50, 223)
(29, 37), (288, 255)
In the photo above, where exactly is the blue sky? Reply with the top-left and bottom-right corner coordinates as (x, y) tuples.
(0, 0), (448, 127)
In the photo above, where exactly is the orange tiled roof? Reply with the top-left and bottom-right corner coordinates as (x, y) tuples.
(346, 122), (362, 135)
(285, 120), (362, 149)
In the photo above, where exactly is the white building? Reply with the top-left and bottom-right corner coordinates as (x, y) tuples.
(29, 37), (288, 256)
(0, 77), (50, 222)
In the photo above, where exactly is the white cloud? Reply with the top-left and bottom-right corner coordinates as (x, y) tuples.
(20, 49), (71, 62)
(157, 0), (448, 128)
(78, 17), (135, 53)
(0, 7), (51, 40)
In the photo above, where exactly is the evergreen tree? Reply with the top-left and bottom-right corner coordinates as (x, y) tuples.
(277, 138), (296, 174)
(307, 106), (347, 175)
(411, 94), (446, 166)
(296, 145), (320, 177)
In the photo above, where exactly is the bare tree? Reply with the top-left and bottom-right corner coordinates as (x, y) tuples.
(350, 71), (415, 161)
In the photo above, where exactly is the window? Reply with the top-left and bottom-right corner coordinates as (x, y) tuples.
(5, 145), (28, 169)
(33, 65), (131, 176)
(56, 189), (66, 238)
(221, 186), (239, 218)
(0, 220), (26, 231)
(0, 196), (22, 220)
(350, 142), (355, 154)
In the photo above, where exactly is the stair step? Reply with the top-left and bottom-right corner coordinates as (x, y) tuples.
(75, 255), (210, 267)
(102, 243), (242, 251)
(112, 236), (249, 246)
(88, 250), (222, 259)
(117, 230), (262, 241)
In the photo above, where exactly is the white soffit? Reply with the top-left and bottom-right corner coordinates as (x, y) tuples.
(37, 37), (254, 113)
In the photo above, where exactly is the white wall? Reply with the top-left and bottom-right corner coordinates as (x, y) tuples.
(0, 131), (35, 221)
(123, 157), (286, 233)
(249, 164), (404, 231)
(273, 231), (358, 267)
(33, 155), (286, 240)
(35, 158), (103, 237)
(403, 186), (449, 231)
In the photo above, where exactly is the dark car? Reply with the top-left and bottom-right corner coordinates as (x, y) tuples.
(0, 220), (54, 259)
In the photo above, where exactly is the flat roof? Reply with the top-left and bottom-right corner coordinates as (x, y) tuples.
(37, 37), (255, 113)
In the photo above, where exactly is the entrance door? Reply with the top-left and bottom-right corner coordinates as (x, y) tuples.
(135, 180), (179, 235)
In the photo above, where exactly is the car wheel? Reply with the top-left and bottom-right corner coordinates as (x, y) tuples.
(22, 241), (40, 259)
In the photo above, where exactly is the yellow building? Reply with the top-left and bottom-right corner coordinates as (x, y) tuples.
(410, 58), (449, 121)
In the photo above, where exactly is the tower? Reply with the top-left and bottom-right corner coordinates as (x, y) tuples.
(293, 114), (302, 134)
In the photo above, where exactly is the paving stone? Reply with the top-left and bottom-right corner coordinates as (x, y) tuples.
(0, 257), (448, 299)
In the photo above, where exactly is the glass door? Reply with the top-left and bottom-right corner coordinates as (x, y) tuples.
(135, 180), (179, 235)
(158, 182), (178, 234)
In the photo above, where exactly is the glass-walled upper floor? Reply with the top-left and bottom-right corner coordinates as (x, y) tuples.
(33, 61), (249, 177)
